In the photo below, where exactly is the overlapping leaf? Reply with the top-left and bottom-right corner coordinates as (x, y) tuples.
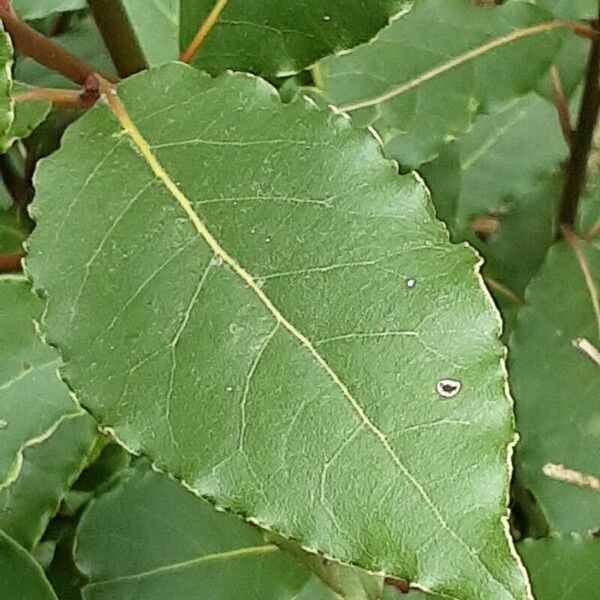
(12, 0), (86, 20)
(122, 0), (179, 66)
(0, 412), (97, 549)
(0, 529), (57, 599)
(0, 276), (83, 488)
(27, 63), (529, 598)
(180, 0), (405, 77)
(518, 535), (600, 599)
(510, 239), (600, 533)
(75, 460), (312, 599)
(317, 0), (566, 167)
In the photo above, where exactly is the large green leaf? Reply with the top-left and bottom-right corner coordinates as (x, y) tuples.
(0, 412), (97, 549)
(27, 63), (529, 598)
(122, 0), (179, 66)
(12, 0), (86, 20)
(317, 0), (565, 167)
(0, 529), (57, 600)
(510, 240), (600, 533)
(0, 275), (83, 487)
(180, 0), (405, 77)
(0, 201), (29, 253)
(518, 535), (600, 599)
(76, 460), (311, 599)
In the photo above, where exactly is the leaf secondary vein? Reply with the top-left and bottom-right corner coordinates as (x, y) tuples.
(86, 543), (279, 585)
(339, 20), (572, 112)
(99, 82), (512, 594)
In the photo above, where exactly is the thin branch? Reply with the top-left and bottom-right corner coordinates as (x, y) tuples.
(86, 0), (147, 78)
(583, 216), (600, 239)
(340, 20), (579, 112)
(561, 225), (600, 334)
(572, 337), (600, 366)
(550, 65), (573, 143)
(543, 463), (600, 492)
(558, 11), (600, 227)
(14, 86), (97, 109)
(0, 251), (22, 272)
(180, 0), (229, 64)
(483, 276), (525, 305)
(0, 8), (98, 85)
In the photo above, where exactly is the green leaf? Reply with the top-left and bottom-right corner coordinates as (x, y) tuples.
(12, 0), (86, 20)
(534, 0), (597, 19)
(0, 202), (29, 253)
(1, 83), (52, 153)
(510, 241), (600, 533)
(76, 460), (310, 599)
(578, 174), (600, 237)
(15, 17), (116, 89)
(0, 275), (83, 487)
(0, 24), (13, 143)
(456, 93), (567, 231)
(180, 0), (405, 77)
(518, 535), (600, 599)
(317, 0), (566, 167)
(0, 413), (98, 549)
(0, 529), (57, 600)
(479, 174), (562, 298)
(28, 62), (529, 598)
(122, 0), (180, 66)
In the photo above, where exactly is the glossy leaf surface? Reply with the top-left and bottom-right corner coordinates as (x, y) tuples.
(28, 63), (528, 598)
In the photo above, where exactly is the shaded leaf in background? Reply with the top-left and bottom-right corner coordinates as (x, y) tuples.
(0, 276), (83, 487)
(518, 535), (600, 599)
(180, 0), (405, 77)
(0, 201), (29, 253)
(0, 528), (57, 599)
(0, 412), (97, 549)
(122, 0), (179, 66)
(318, 0), (565, 167)
(76, 460), (311, 600)
(12, 0), (86, 20)
(28, 63), (529, 598)
(1, 82), (52, 153)
(479, 173), (562, 298)
(510, 240), (600, 533)
(15, 17), (116, 89)
(456, 93), (566, 231)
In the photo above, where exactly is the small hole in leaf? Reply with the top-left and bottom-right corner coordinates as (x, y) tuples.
(406, 278), (416, 289)
(436, 379), (461, 399)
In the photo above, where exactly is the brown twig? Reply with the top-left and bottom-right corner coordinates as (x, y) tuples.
(558, 11), (600, 227)
(86, 0), (147, 78)
(14, 85), (97, 109)
(0, 251), (23, 272)
(550, 65), (573, 143)
(543, 463), (600, 491)
(180, 0), (229, 64)
(384, 577), (410, 594)
(0, 8), (98, 85)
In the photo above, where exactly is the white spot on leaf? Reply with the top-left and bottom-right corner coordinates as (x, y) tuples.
(406, 278), (416, 289)
(436, 379), (461, 399)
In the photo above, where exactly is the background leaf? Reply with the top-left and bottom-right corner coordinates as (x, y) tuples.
(317, 0), (566, 167)
(180, 0), (406, 77)
(11, 0), (86, 20)
(28, 63), (528, 598)
(510, 239), (600, 533)
(76, 460), (312, 600)
(518, 535), (600, 599)
(0, 528), (57, 599)
(0, 276), (83, 488)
